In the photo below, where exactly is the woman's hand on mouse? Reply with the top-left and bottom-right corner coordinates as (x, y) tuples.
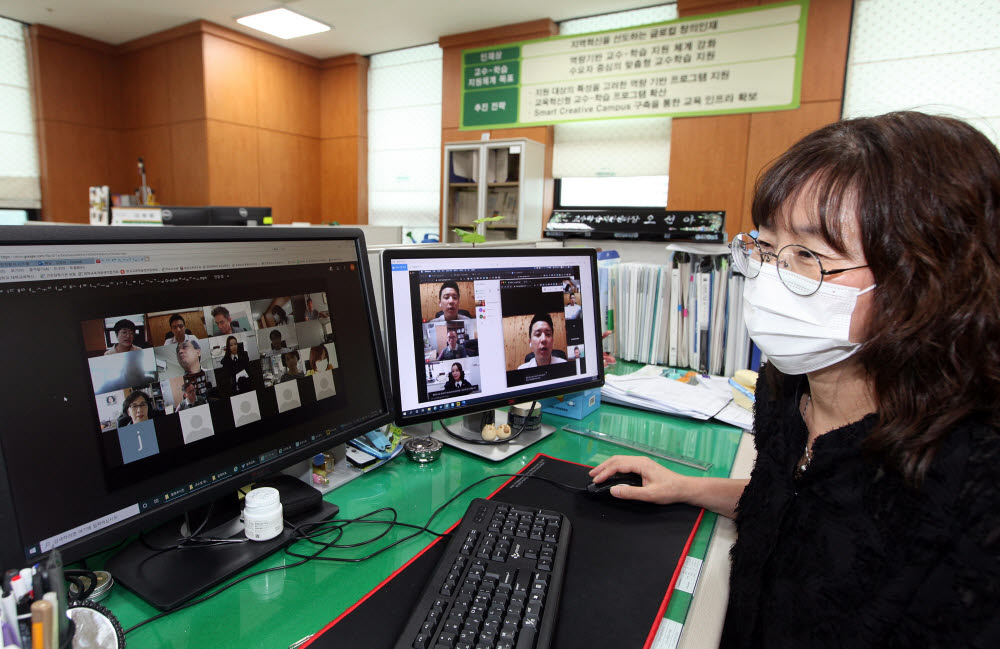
(589, 455), (690, 504)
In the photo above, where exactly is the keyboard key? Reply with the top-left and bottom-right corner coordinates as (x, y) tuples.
(393, 499), (569, 649)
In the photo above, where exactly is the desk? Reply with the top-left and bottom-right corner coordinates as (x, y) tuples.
(92, 404), (748, 649)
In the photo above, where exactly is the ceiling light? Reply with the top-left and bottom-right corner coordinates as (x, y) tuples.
(237, 8), (331, 40)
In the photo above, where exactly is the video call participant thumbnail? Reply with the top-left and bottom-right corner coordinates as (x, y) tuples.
(564, 292), (582, 320)
(265, 328), (295, 355)
(308, 344), (335, 373)
(304, 296), (329, 321)
(176, 339), (213, 397)
(105, 318), (143, 355)
(518, 314), (566, 369)
(430, 281), (474, 322)
(278, 350), (304, 383)
(121, 389), (154, 425)
(219, 335), (251, 385)
(176, 381), (207, 411)
(445, 362), (474, 391)
(165, 313), (198, 345)
(438, 329), (468, 360)
(212, 305), (245, 335)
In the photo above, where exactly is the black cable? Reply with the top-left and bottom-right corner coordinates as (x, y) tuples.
(439, 401), (539, 445)
(138, 501), (223, 552)
(123, 472), (583, 635)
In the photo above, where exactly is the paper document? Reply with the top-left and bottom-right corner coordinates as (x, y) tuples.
(603, 367), (731, 420)
(602, 365), (751, 429)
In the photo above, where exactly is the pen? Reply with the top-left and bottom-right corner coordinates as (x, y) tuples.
(29, 572), (43, 604)
(40, 595), (56, 649)
(30, 599), (51, 649)
(43, 551), (67, 643)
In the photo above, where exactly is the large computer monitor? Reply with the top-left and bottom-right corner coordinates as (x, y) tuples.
(0, 225), (392, 608)
(382, 247), (604, 455)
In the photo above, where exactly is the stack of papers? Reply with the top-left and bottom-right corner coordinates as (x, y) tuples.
(602, 365), (753, 430)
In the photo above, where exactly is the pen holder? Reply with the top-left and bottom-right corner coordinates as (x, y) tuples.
(67, 599), (125, 648)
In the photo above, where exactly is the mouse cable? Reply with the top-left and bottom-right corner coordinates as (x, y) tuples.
(286, 472), (585, 564)
(124, 473), (583, 635)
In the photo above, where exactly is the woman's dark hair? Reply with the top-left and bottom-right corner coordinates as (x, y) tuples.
(122, 390), (150, 416)
(113, 318), (136, 335)
(271, 305), (288, 324)
(282, 350), (300, 369)
(753, 111), (1000, 486)
(225, 335), (238, 352)
(450, 362), (465, 382)
(309, 345), (328, 371)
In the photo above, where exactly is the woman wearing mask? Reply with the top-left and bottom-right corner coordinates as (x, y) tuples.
(308, 345), (334, 374)
(591, 112), (1000, 647)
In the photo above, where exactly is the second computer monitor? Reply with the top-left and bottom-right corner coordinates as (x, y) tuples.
(382, 247), (604, 435)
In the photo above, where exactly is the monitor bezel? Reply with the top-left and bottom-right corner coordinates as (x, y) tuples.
(0, 224), (394, 566)
(381, 246), (605, 427)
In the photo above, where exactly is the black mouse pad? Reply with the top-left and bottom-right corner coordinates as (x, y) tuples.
(305, 454), (704, 649)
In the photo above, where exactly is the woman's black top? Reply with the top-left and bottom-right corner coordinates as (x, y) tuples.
(721, 366), (1000, 648)
(445, 378), (472, 391)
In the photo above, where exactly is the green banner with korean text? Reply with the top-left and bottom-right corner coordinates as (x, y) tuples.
(459, 0), (809, 130)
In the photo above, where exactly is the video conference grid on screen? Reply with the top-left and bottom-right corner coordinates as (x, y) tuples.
(86, 293), (340, 481)
(0, 233), (394, 563)
(392, 260), (596, 416)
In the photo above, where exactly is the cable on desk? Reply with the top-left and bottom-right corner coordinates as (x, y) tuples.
(438, 400), (539, 445)
(123, 472), (584, 636)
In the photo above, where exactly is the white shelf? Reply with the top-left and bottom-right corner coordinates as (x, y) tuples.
(442, 139), (545, 243)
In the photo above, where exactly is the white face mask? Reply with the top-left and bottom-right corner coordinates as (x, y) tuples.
(742, 263), (875, 374)
(315, 360), (329, 372)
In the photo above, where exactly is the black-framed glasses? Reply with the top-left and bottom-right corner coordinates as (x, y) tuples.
(730, 232), (869, 296)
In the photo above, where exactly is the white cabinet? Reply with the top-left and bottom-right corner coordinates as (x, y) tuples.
(442, 139), (545, 243)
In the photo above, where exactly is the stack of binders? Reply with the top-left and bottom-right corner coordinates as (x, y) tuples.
(606, 242), (754, 377)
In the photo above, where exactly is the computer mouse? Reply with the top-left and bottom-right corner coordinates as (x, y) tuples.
(586, 472), (643, 497)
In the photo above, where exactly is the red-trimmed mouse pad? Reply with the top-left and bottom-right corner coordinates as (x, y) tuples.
(305, 454), (704, 649)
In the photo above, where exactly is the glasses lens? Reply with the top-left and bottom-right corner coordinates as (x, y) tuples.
(731, 233), (762, 278)
(776, 245), (822, 295)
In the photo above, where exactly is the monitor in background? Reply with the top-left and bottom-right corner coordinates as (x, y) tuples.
(158, 206), (212, 226)
(0, 225), (392, 609)
(382, 248), (604, 454)
(210, 206), (271, 226)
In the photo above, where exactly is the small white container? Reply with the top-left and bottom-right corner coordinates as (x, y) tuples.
(243, 487), (283, 541)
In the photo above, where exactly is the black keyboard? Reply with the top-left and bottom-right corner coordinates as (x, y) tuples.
(393, 498), (572, 649)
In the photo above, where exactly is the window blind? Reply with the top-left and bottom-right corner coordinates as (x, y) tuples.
(367, 44), (442, 241)
(843, 0), (1000, 148)
(0, 18), (41, 209)
(554, 4), (677, 179)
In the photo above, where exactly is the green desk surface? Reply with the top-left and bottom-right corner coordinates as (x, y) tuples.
(92, 384), (743, 649)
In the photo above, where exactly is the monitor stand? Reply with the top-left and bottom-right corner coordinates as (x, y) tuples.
(106, 475), (338, 611)
(428, 408), (556, 462)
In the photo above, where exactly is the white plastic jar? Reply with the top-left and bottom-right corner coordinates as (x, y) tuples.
(243, 487), (283, 541)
